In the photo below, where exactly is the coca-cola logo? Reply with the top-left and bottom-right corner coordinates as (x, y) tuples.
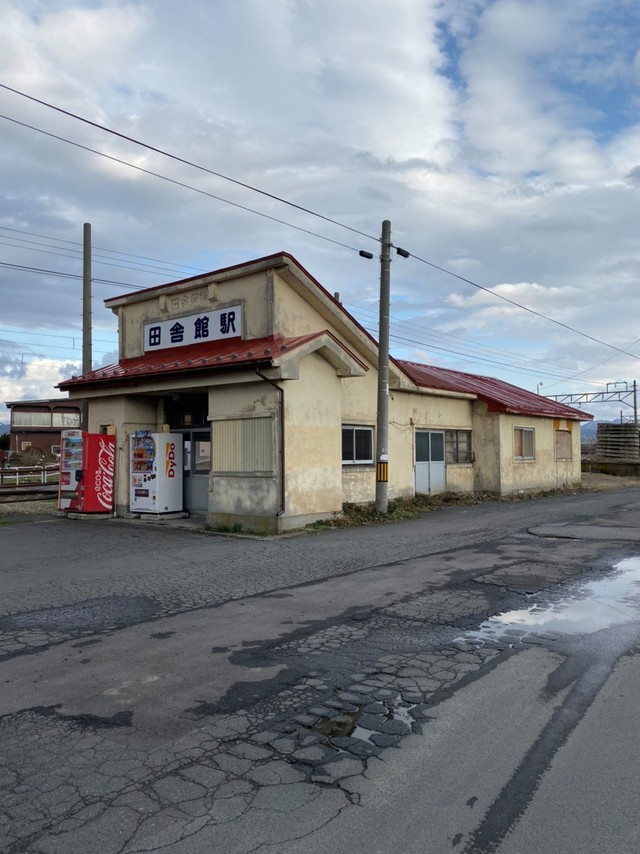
(95, 437), (115, 510)
(166, 442), (177, 479)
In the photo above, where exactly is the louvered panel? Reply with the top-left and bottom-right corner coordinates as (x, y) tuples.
(214, 418), (273, 472)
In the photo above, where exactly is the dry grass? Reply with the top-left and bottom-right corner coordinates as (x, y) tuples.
(580, 472), (640, 491)
(308, 473), (640, 530)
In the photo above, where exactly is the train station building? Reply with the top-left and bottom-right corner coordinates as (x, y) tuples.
(58, 252), (591, 532)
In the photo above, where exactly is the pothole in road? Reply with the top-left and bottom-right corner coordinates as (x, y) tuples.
(465, 556), (640, 641)
(312, 694), (416, 745)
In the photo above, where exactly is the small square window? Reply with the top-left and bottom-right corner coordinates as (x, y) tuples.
(445, 430), (472, 463)
(342, 426), (374, 464)
(514, 427), (535, 460)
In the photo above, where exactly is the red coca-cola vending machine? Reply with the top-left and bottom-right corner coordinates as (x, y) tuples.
(58, 430), (115, 513)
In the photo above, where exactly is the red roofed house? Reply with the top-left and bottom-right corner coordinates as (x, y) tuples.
(59, 253), (591, 532)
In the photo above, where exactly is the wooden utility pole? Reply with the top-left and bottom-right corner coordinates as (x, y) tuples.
(82, 223), (92, 431)
(375, 220), (391, 514)
(82, 223), (92, 375)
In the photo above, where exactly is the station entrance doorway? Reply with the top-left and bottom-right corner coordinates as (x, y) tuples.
(164, 393), (210, 516)
(183, 430), (211, 515)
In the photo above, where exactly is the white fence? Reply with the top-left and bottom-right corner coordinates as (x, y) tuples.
(0, 464), (59, 487)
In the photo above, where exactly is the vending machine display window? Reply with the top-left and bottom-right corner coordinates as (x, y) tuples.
(129, 432), (183, 513)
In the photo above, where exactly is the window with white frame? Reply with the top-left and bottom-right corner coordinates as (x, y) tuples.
(445, 430), (472, 464)
(342, 425), (374, 465)
(12, 411), (50, 427)
(52, 411), (81, 427)
(514, 427), (535, 460)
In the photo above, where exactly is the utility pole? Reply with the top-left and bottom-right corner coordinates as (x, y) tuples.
(82, 223), (92, 431)
(82, 223), (92, 374)
(375, 220), (391, 514)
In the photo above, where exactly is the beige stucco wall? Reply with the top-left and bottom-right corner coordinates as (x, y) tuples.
(273, 272), (387, 377)
(445, 464), (474, 493)
(274, 272), (324, 338)
(207, 380), (279, 531)
(498, 415), (582, 493)
(115, 270), (274, 359)
(340, 371), (378, 504)
(471, 402), (501, 492)
(341, 381), (476, 503)
(282, 353), (343, 525)
(401, 390), (475, 496)
(207, 353), (344, 532)
(87, 395), (159, 514)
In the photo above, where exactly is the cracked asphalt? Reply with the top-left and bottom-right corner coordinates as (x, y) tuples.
(2, 487), (640, 853)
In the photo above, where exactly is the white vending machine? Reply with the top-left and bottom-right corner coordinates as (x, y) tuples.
(129, 432), (183, 513)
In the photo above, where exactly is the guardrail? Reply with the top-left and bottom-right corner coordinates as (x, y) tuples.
(0, 464), (60, 488)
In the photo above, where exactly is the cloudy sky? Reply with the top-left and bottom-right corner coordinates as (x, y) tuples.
(1, 0), (640, 422)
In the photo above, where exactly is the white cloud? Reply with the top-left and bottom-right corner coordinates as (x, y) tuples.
(1, 0), (640, 421)
(1, 356), (79, 407)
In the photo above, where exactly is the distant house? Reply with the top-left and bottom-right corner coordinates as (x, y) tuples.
(5, 398), (84, 457)
(58, 252), (592, 531)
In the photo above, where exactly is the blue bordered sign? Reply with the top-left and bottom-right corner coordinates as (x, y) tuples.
(144, 305), (243, 352)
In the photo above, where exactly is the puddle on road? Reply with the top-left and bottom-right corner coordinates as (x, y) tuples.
(469, 556), (640, 640)
(310, 560), (640, 753)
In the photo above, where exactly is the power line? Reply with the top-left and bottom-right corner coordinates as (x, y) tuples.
(4, 245), (606, 385)
(360, 321), (610, 386)
(0, 85), (635, 366)
(0, 260), (144, 289)
(0, 341), (113, 355)
(0, 326), (115, 345)
(0, 234), (196, 277)
(0, 82), (378, 242)
(0, 248), (616, 387)
(0, 112), (364, 255)
(404, 251), (640, 362)
(3, 219), (630, 389)
(348, 302), (614, 387)
(0, 225), (206, 274)
(541, 336), (640, 390)
(0, 235), (193, 277)
(350, 302), (553, 367)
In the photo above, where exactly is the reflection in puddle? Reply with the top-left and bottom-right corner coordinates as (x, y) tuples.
(470, 556), (640, 639)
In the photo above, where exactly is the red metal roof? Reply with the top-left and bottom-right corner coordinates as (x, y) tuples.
(62, 252), (593, 423)
(397, 361), (593, 421)
(58, 333), (327, 390)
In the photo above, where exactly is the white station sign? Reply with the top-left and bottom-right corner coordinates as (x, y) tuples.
(144, 305), (243, 352)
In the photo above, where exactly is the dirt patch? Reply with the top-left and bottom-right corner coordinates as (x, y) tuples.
(0, 498), (58, 515)
(580, 472), (640, 491)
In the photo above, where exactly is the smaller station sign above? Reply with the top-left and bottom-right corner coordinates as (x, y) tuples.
(144, 305), (243, 353)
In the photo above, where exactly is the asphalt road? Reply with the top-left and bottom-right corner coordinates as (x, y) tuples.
(2, 488), (640, 853)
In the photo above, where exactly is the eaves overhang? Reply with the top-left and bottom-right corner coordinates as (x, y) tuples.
(57, 331), (367, 393)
